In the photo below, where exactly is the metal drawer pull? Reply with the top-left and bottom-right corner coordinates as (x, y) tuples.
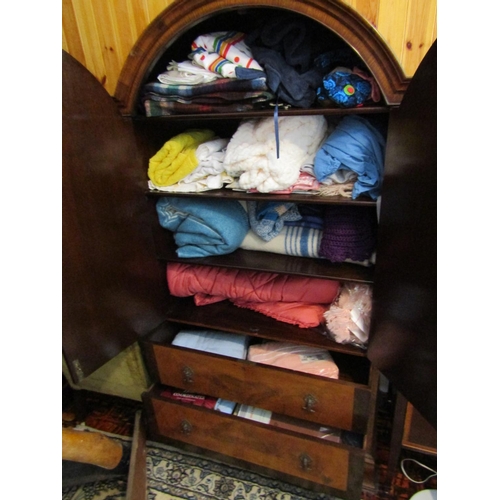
(302, 394), (317, 413)
(180, 419), (192, 435)
(300, 453), (313, 471)
(182, 366), (194, 384)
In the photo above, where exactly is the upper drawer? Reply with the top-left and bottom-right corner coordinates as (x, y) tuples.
(144, 386), (365, 500)
(142, 327), (372, 434)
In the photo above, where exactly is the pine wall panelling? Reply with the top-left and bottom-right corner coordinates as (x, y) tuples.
(62, 0), (437, 97)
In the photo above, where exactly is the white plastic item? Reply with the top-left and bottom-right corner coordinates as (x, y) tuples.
(409, 490), (437, 500)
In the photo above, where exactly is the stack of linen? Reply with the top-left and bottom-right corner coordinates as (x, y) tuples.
(141, 31), (274, 116)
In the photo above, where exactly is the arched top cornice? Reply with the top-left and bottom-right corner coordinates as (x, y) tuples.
(115, 0), (410, 115)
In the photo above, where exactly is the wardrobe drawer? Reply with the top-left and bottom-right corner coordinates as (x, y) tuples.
(143, 338), (371, 434)
(144, 387), (365, 500)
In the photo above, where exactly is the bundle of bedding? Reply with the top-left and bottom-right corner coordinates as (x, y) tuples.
(239, 201), (323, 258)
(319, 205), (377, 265)
(141, 31), (273, 116)
(142, 76), (273, 116)
(189, 31), (264, 79)
(245, 16), (324, 108)
(167, 263), (340, 328)
(156, 197), (249, 257)
(247, 341), (339, 378)
(223, 115), (328, 193)
(149, 137), (233, 193)
(313, 115), (386, 200)
(148, 129), (216, 187)
(172, 329), (250, 359)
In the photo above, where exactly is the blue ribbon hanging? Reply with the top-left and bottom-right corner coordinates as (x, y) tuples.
(274, 95), (280, 159)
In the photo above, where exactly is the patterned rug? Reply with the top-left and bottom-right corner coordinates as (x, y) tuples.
(62, 389), (437, 500)
(146, 440), (337, 500)
(62, 434), (338, 500)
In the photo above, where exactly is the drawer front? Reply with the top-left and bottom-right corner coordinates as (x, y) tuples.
(145, 392), (365, 499)
(147, 342), (371, 433)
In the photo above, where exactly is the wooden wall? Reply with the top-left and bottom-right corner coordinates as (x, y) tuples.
(62, 0), (437, 97)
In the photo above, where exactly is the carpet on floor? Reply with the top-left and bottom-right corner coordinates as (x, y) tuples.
(62, 433), (339, 500)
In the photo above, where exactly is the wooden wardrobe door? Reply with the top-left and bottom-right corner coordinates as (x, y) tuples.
(62, 51), (169, 383)
(368, 41), (437, 428)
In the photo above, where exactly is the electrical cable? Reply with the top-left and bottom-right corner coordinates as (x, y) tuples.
(400, 458), (437, 484)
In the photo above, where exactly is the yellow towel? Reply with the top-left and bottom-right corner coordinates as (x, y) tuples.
(148, 129), (215, 186)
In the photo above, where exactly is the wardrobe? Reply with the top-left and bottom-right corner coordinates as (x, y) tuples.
(62, 1), (436, 498)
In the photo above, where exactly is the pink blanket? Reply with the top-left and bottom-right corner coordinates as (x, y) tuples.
(167, 263), (340, 327)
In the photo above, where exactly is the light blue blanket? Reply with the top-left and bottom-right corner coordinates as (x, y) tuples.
(313, 115), (386, 199)
(247, 201), (302, 241)
(156, 197), (249, 257)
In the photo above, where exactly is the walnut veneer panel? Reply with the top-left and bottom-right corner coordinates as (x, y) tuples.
(147, 343), (371, 433)
(146, 393), (365, 499)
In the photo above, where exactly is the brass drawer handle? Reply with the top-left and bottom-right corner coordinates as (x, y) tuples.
(302, 394), (317, 413)
(300, 453), (313, 471)
(182, 366), (194, 384)
(180, 419), (192, 435)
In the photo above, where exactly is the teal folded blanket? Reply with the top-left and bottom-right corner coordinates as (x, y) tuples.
(156, 197), (249, 257)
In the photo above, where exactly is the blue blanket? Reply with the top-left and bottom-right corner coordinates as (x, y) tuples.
(247, 201), (302, 241)
(156, 197), (249, 257)
(313, 116), (386, 199)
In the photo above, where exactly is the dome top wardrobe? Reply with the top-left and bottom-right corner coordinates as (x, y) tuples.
(63, 1), (436, 498)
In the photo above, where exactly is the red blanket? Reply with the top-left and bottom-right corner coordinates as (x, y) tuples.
(167, 263), (340, 328)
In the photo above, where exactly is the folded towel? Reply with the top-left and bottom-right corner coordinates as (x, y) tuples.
(156, 197), (249, 257)
(148, 129), (215, 187)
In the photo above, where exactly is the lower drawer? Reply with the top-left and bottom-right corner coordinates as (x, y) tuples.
(143, 385), (365, 500)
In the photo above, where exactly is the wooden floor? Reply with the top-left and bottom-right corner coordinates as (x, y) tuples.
(62, 379), (437, 499)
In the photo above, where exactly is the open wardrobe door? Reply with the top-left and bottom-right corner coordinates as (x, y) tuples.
(62, 51), (169, 383)
(367, 41), (437, 428)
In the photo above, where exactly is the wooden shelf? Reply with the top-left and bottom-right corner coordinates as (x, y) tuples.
(163, 297), (369, 358)
(152, 227), (375, 284)
(146, 188), (377, 207)
(132, 104), (391, 122)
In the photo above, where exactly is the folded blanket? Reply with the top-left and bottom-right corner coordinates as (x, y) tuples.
(247, 201), (302, 241)
(227, 171), (320, 194)
(247, 341), (339, 378)
(167, 263), (340, 328)
(190, 32), (264, 78)
(223, 115), (327, 193)
(172, 329), (249, 359)
(158, 60), (222, 84)
(142, 76), (268, 98)
(313, 115), (386, 199)
(144, 89), (274, 105)
(240, 224), (322, 258)
(232, 300), (328, 328)
(319, 206), (377, 264)
(167, 263), (340, 304)
(148, 129), (215, 187)
(143, 98), (271, 116)
(148, 173), (233, 193)
(156, 197), (249, 257)
(246, 18), (323, 107)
